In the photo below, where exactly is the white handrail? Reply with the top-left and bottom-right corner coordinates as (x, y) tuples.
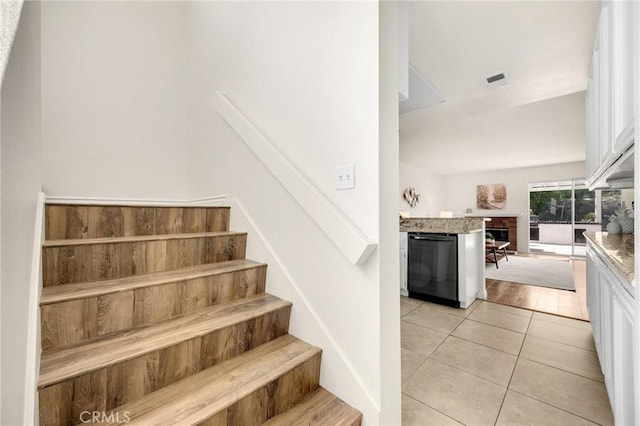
(215, 91), (377, 265)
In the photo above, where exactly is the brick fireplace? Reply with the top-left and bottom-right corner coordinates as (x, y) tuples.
(485, 216), (519, 252)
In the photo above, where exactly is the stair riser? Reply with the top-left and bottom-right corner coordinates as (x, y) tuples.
(206, 354), (321, 426)
(38, 306), (291, 426)
(41, 266), (267, 350)
(42, 234), (247, 287)
(113, 352), (321, 426)
(45, 205), (230, 240)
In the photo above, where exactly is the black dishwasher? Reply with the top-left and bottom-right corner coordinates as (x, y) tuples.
(407, 233), (459, 308)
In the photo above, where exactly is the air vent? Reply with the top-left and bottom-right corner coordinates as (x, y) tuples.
(486, 73), (506, 84)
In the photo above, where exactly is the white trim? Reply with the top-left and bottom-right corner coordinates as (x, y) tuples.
(215, 91), (377, 265)
(227, 197), (379, 412)
(24, 191), (45, 425)
(45, 195), (228, 207)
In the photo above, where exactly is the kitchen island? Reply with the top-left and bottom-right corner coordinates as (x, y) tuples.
(400, 217), (486, 308)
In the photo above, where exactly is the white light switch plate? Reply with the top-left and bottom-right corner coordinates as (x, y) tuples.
(336, 164), (355, 189)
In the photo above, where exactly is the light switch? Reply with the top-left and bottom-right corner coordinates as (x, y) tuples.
(335, 164), (355, 190)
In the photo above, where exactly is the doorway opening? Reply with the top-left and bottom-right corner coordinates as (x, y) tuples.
(528, 179), (597, 257)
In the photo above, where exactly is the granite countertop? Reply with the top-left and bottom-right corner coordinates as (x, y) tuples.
(584, 231), (634, 285)
(399, 217), (485, 234)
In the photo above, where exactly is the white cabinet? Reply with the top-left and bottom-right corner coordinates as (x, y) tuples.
(586, 243), (637, 425)
(400, 232), (408, 296)
(585, 0), (637, 189)
(399, 230), (484, 307)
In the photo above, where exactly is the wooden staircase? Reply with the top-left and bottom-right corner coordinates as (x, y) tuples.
(38, 204), (362, 426)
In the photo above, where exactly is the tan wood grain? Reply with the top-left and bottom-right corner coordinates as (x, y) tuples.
(181, 277), (213, 315)
(43, 231), (246, 247)
(264, 387), (363, 426)
(39, 380), (73, 426)
(41, 260), (264, 305)
(88, 207), (125, 238)
(39, 294), (291, 388)
(155, 207), (183, 234)
(97, 292), (134, 337)
(43, 233), (248, 286)
(43, 246), (92, 287)
(227, 387), (270, 426)
(45, 205), (88, 240)
(39, 204), (360, 425)
(101, 336), (321, 426)
(41, 298), (98, 350)
(206, 208), (229, 233)
(45, 205), (230, 239)
(123, 207), (155, 236)
(41, 265), (269, 349)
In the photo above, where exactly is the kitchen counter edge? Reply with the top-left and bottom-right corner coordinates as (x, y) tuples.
(400, 217), (484, 234)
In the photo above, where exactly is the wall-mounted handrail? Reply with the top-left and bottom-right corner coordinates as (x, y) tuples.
(215, 91), (377, 265)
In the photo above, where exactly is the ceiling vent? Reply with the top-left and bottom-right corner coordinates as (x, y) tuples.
(486, 73), (506, 85)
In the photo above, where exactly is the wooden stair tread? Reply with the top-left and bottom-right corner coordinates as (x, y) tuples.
(264, 387), (362, 426)
(100, 335), (321, 426)
(38, 293), (291, 388)
(43, 231), (247, 247)
(41, 259), (266, 305)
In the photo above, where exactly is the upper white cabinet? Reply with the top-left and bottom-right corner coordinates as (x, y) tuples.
(585, 0), (637, 189)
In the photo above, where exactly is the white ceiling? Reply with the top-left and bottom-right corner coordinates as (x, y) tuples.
(400, 0), (601, 176)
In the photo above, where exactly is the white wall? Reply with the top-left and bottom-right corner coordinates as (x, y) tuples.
(399, 162), (444, 216)
(1, 2), (41, 424)
(185, 2), (391, 423)
(441, 161), (586, 252)
(379, 3), (401, 424)
(40, 1), (190, 199)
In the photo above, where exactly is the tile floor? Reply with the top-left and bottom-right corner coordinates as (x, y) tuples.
(486, 257), (588, 321)
(401, 297), (613, 426)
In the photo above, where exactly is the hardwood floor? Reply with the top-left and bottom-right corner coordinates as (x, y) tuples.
(486, 256), (589, 321)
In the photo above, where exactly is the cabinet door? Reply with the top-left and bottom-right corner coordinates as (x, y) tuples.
(586, 250), (603, 358)
(612, 289), (635, 426)
(611, 0), (635, 152)
(600, 270), (615, 406)
(599, 3), (614, 163)
(399, 248), (408, 294)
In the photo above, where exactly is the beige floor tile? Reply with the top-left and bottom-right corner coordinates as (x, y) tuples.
(401, 301), (420, 317)
(532, 311), (592, 330)
(401, 321), (448, 356)
(527, 318), (596, 351)
(401, 295), (423, 307)
(401, 349), (427, 383)
(419, 300), (476, 318)
(403, 359), (507, 426)
(467, 304), (531, 333)
(402, 395), (463, 426)
(520, 335), (603, 382)
(496, 390), (599, 426)
(430, 336), (517, 386)
(402, 305), (464, 334)
(452, 319), (525, 355)
(475, 300), (533, 318)
(510, 358), (613, 426)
